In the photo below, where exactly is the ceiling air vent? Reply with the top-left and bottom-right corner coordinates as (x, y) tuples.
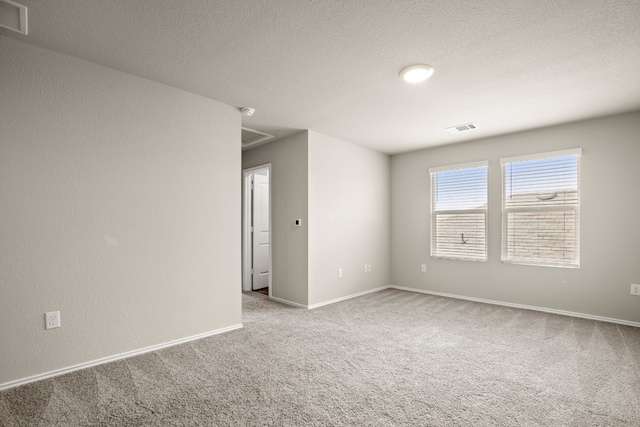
(447, 123), (478, 134)
(0, 0), (28, 35)
(242, 127), (274, 149)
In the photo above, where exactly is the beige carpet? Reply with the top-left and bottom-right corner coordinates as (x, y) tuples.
(1, 289), (639, 426)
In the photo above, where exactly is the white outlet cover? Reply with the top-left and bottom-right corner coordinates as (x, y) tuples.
(45, 311), (60, 329)
(631, 284), (640, 296)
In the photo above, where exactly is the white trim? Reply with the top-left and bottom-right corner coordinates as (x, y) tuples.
(307, 286), (390, 310)
(429, 160), (488, 174)
(0, 324), (243, 391)
(430, 162), (489, 261)
(241, 127), (274, 148)
(242, 163), (272, 294)
(269, 286), (391, 310)
(0, 0), (28, 35)
(500, 147), (582, 164)
(388, 286), (640, 328)
(500, 150), (581, 268)
(268, 295), (308, 309)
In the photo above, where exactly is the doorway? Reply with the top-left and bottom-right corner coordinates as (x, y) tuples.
(242, 164), (272, 295)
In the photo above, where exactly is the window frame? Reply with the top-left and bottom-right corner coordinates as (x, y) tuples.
(500, 148), (581, 268)
(430, 160), (489, 262)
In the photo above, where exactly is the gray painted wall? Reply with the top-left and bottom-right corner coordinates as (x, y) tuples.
(391, 111), (640, 323)
(0, 36), (241, 386)
(242, 132), (309, 305)
(308, 131), (391, 305)
(242, 131), (391, 307)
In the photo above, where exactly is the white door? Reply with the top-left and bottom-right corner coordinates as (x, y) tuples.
(252, 172), (270, 290)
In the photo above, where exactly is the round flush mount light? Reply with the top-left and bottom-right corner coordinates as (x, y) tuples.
(399, 64), (434, 83)
(241, 107), (255, 116)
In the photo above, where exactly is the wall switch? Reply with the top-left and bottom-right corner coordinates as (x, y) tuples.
(364, 265), (368, 272)
(421, 264), (427, 273)
(45, 311), (60, 329)
(338, 268), (343, 278)
(631, 284), (640, 296)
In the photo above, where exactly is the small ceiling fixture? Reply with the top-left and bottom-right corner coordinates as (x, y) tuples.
(241, 107), (255, 116)
(399, 64), (434, 83)
(447, 123), (478, 134)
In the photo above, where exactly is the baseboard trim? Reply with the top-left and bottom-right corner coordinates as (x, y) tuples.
(389, 286), (640, 328)
(269, 286), (391, 310)
(0, 323), (244, 392)
(308, 286), (390, 310)
(269, 296), (308, 309)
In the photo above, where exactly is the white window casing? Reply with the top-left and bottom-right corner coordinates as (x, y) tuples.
(430, 161), (488, 261)
(501, 148), (581, 268)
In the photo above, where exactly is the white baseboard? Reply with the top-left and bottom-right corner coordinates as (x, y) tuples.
(307, 286), (390, 310)
(0, 323), (243, 392)
(268, 295), (308, 309)
(5, 286), (636, 392)
(269, 286), (390, 310)
(389, 285), (640, 328)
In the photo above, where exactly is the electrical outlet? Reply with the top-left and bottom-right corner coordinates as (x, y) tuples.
(631, 284), (640, 296)
(45, 311), (60, 330)
(338, 268), (343, 278)
(421, 264), (427, 273)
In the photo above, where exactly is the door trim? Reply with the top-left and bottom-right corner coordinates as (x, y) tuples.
(242, 163), (272, 295)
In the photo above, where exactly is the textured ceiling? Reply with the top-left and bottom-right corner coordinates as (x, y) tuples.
(3, 0), (640, 154)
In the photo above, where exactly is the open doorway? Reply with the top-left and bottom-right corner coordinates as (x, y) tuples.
(242, 164), (271, 296)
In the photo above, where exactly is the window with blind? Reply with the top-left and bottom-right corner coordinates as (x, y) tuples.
(501, 148), (581, 267)
(430, 161), (488, 261)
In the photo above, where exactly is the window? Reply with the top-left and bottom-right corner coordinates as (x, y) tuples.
(430, 161), (488, 261)
(501, 149), (581, 267)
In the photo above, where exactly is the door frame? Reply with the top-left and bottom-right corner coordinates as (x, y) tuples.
(242, 163), (272, 295)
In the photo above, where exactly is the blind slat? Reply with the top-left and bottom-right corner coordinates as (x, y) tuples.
(431, 163), (488, 261)
(501, 152), (580, 267)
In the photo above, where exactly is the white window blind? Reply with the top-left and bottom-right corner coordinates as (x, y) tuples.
(430, 161), (488, 261)
(501, 149), (581, 267)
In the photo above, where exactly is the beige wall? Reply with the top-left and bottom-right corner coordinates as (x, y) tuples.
(242, 131), (391, 307)
(0, 36), (241, 386)
(391, 111), (640, 323)
(308, 131), (391, 305)
(242, 132), (309, 305)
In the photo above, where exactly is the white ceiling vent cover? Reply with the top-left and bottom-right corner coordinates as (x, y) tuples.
(0, 0), (27, 35)
(447, 123), (478, 134)
(242, 127), (274, 148)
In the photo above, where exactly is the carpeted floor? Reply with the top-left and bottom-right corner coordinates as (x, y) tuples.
(1, 289), (639, 426)
(254, 288), (269, 296)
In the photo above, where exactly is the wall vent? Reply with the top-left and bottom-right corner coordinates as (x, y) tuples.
(0, 0), (28, 35)
(242, 127), (274, 149)
(447, 123), (478, 134)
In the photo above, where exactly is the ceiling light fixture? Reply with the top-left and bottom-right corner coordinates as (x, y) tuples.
(399, 64), (434, 83)
(241, 107), (255, 116)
